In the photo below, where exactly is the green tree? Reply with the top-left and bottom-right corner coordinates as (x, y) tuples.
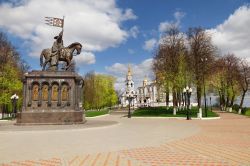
(0, 31), (28, 115)
(153, 25), (187, 109)
(83, 72), (118, 110)
(187, 27), (217, 109)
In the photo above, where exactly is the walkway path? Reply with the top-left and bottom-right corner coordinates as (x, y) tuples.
(1, 112), (250, 166)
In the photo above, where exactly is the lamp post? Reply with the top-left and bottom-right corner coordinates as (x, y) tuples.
(10, 94), (19, 119)
(201, 57), (208, 117)
(183, 86), (192, 120)
(126, 91), (135, 118)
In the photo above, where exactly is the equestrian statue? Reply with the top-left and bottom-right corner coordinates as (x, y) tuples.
(40, 30), (82, 71)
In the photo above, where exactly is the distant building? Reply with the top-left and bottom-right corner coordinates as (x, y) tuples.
(120, 65), (136, 107)
(136, 77), (166, 107)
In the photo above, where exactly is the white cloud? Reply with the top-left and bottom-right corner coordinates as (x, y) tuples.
(129, 25), (139, 38)
(159, 10), (185, 32)
(174, 11), (185, 25)
(128, 48), (135, 54)
(0, 0), (137, 63)
(207, 5), (250, 60)
(105, 58), (154, 90)
(159, 22), (173, 33)
(122, 8), (138, 21)
(74, 51), (95, 66)
(143, 38), (157, 51)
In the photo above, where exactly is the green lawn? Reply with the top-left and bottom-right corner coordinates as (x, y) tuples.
(132, 106), (218, 117)
(244, 110), (250, 117)
(231, 105), (250, 117)
(85, 110), (109, 117)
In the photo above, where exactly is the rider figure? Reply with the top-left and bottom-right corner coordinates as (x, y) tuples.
(51, 30), (64, 66)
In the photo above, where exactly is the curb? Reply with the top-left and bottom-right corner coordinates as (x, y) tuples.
(0, 120), (12, 122)
(197, 117), (221, 120)
(131, 116), (221, 120)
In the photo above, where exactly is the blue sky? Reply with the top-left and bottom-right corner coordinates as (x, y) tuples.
(96, 0), (248, 71)
(0, 0), (250, 89)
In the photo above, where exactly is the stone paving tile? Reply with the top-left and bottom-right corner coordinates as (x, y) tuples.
(1, 157), (62, 166)
(117, 112), (250, 165)
(1, 111), (250, 166)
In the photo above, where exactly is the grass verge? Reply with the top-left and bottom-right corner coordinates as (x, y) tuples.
(244, 109), (250, 117)
(85, 110), (109, 117)
(132, 106), (218, 117)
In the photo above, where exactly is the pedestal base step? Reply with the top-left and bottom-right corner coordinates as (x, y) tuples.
(16, 111), (85, 125)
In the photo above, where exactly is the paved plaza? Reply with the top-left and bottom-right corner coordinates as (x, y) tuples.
(0, 112), (250, 166)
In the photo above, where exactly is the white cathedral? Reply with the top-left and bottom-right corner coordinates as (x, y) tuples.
(120, 66), (166, 107)
(136, 77), (166, 107)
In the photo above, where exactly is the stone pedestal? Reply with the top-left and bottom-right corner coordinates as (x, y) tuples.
(16, 70), (86, 125)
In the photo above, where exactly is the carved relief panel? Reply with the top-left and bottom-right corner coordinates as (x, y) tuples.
(42, 84), (49, 101)
(32, 84), (39, 101)
(52, 84), (59, 101)
(62, 84), (69, 101)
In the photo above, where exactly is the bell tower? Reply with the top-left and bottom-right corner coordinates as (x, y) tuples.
(126, 65), (134, 91)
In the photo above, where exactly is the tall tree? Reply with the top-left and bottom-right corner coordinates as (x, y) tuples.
(223, 54), (240, 108)
(0, 31), (28, 115)
(153, 25), (187, 109)
(83, 72), (118, 110)
(210, 58), (227, 110)
(237, 59), (250, 113)
(187, 27), (216, 109)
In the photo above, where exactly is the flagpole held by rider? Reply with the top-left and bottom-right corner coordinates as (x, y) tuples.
(45, 16), (65, 67)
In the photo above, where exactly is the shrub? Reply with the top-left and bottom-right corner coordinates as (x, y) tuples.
(245, 109), (250, 116)
(242, 107), (249, 115)
(232, 104), (240, 112)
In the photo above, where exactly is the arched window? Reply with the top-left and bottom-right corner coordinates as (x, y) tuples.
(32, 83), (39, 101)
(51, 83), (59, 101)
(42, 83), (49, 101)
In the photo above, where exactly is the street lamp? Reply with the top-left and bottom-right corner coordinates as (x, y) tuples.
(183, 86), (192, 120)
(126, 90), (136, 118)
(10, 94), (19, 119)
(201, 57), (208, 117)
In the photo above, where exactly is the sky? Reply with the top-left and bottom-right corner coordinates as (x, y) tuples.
(0, 0), (250, 91)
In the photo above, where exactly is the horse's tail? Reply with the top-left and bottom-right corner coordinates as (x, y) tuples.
(40, 50), (44, 67)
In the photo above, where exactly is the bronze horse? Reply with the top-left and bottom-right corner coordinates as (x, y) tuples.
(40, 42), (82, 71)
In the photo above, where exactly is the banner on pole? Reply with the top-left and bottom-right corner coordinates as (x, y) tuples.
(45, 17), (64, 28)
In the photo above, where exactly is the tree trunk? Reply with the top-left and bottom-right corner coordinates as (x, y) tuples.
(1, 104), (4, 119)
(239, 90), (247, 109)
(172, 89), (177, 107)
(218, 90), (222, 108)
(196, 85), (202, 108)
(177, 90), (181, 109)
(221, 92), (225, 110)
(165, 87), (169, 106)
(226, 95), (230, 108)
(230, 94), (235, 107)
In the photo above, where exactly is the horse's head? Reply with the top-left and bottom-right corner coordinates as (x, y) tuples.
(68, 42), (82, 55)
(75, 43), (82, 54)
